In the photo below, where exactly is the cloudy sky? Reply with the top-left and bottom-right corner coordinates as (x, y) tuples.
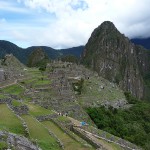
(0, 0), (150, 49)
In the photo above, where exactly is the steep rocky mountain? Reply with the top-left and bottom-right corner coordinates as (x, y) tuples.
(131, 37), (150, 50)
(82, 21), (150, 99)
(0, 40), (84, 64)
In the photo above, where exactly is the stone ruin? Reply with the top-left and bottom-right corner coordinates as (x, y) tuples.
(0, 98), (29, 115)
(0, 131), (40, 150)
(0, 54), (25, 86)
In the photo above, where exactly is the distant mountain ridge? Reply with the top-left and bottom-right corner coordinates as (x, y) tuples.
(131, 37), (150, 50)
(0, 40), (84, 64)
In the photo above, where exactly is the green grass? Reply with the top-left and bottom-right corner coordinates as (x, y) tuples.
(43, 121), (94, 150)
(0, 141), (8, 150)
(0, 104), (25, 135)
(20, 78), (36, 84)
(22, 96), (32, 102)
(57, 116), (70, 122)
(1, 84), (24, 95)
(12, 100), (22, 107)
(97, 138), (123, 150)
(33, 79), (51, 86)
(20, 77), (50, 89)
(27, 103), (53, 117)
(0, 94), (8, 99)
(22, 115), (61, 150)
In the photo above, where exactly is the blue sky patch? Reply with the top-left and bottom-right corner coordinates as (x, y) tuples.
(70, 0), (88, 11)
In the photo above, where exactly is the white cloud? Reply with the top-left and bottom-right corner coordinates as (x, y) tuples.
(1, 0), (150, 48)
(0, 1), (29, 13)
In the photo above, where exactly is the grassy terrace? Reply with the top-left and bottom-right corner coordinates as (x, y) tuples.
(97, 138), (123, 150)
(1, 84), (24, 95)
(0, 94), (9, 99)
(0, 104), (25, 135)
(26, 103), (54, 117)
(22, 115), (61, 150)
(20, 78), (36, 84)
(43, 121), (93, 150)
(26, 103), (94, 150)
(12, 100), (22, 107)
(20, 77), (51, 89)
(33, 79), (51, 87)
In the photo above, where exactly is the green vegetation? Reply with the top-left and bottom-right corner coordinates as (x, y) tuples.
(0, 141), (8, 150)
(33, 79), (51, 87)
(20, 78), (36, 84)
(97, 138), (122, 150)
(0, 104), (25, 135)
(61, 55), (79, 64)
(27, 48), (49, 68)
(1, 84), (24, 95)
(22, 115), (61, 150)
(57, 116), (70, 122)
(12, 100), (22, 107)
(0, 94), (8, 99)
(86, 102), (150, 149)
(124, 92), (139, 104)
(43, 121), (92, 150)
(20, 77), (51, 88)
(27, 103), (53, 117)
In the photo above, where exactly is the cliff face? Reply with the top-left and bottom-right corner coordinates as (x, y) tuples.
(82, 21), (150, 99)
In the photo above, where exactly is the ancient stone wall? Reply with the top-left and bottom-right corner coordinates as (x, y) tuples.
(0, 131), (39, 150)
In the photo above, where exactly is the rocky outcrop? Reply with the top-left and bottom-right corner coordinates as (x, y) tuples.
(0, 54), (25, 83)
(0, 98), (29, 115)
(82, 21), (150, 99)
(0, 98), (12, 104)
(11, 105), (29, 115)
(0, 131), (40, 150)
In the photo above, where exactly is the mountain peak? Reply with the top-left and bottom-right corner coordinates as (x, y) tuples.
(96, 21), (117, 32)
(82, 21), (150, 99)
(90, 21), (119, 40)
(100, 21), (116, 29)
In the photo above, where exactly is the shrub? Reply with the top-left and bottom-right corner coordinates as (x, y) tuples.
(124, 92), (138, 104)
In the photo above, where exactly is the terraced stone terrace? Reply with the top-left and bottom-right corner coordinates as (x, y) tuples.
(22, 115), (61, 150)
(0, 104), (25, 135)
(0, 62), (141, 150)
(43, 121), (93, 150)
